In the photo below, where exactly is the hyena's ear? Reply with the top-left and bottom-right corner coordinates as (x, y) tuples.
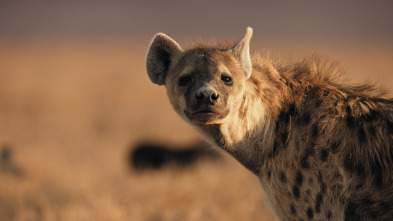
(231, 27), (253, 79)
(146, 33), (182, 85)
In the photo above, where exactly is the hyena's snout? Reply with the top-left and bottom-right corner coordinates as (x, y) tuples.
(185, 83), (228, 124)
(195, 85), (220, 106)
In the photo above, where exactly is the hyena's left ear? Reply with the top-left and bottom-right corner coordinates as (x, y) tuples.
(146, 33), (182, 85)
(231, 27), (253, 79)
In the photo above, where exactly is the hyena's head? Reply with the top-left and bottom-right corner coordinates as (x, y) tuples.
(146, 28), (253, 125)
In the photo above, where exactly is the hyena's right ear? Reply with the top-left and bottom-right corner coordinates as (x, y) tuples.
(146, 33), (182, 85)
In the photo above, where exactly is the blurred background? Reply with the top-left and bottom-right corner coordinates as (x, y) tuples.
(0, 0), (392, 220)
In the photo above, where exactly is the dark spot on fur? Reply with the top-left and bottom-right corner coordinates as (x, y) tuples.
(374, 170), (383, 188)
(356, 163), (365, 177)
(320, 149), (329, 162)
(390, 145), (393, 163)
(280, 171), (287, 183)
(301, 147), (314, 169)
(379, 201), (393, 214)
(307, 207), (314, 219)
(293, 185), (300, 198)
(272, 142), (279, 157)
(275, 120), (280, 132)
(288, 103), (297, 115)
(334, 169), (342, 179)
(346, 106), (355, 128)
(369, 109), (380, 119)
(370, 210), (378, 219)
(302, 112), (311, 124)
(387, 120), (393, 133)
(315, 193), (323, 213)
(308, 177), (313, 184)
(371, 159), (384, 188)
(327, 211), (332, 219)
(278, 109), (291, 126)
(343, 153), (354, 172)
(276, 108), (292, 147)
(317, 171), (326, 193)
(301, 156), (310, 169)
(295, 171), (303, 186)
(357, 127), (366, 143)
(314, 98), (322, 108)
(290, 203), (296, 215)
(267, 170), (271, 179)
(281, 131), (289, 145)
(330, 140), (341, 152)
(361, 197), (373, 207)
(312, 124), (319, 138)
(344, 199), (381, 220)
(347, 116), (355, 128)
(304, 87), (322, 109)
(368, 125), (376, 137)
(345, 202), (362, 221)
(310, 139), (316, 149)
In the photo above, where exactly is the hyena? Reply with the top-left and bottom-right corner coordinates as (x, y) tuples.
(145, 27), (393, 220)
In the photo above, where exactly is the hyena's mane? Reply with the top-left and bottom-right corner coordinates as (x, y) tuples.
(249, 53), (392, 114)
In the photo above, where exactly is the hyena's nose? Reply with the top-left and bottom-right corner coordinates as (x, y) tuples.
(196, 87), (219, 104)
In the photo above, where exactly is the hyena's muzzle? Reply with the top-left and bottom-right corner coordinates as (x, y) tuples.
(183, 81), (230, 124)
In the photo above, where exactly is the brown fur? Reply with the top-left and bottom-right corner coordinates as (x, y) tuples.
(146, 28), (393, 221)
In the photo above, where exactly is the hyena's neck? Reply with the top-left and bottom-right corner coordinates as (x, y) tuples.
(199, 67), (290, 174)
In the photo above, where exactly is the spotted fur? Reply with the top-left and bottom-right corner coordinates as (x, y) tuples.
(146, 27), (393, 221)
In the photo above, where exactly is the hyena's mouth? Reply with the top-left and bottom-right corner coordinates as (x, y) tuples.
(194, 110), (215, 114)
(184, 109), (229, 124)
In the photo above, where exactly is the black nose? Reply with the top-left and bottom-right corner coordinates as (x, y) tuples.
(196, 90), (219, 104)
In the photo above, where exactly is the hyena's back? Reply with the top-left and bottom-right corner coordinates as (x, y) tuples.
(263, 60), (393, 220)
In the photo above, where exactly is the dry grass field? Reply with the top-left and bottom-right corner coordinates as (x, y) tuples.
(0, 38), (392, 221)
(0, 40), (279, 221)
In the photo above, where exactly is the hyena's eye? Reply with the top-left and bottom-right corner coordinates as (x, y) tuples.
(221, 74), (233, 85)
(178, 76), (192, 86)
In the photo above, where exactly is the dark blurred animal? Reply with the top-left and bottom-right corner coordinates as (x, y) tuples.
(0, 145), (23, 177)
(130, 140), (219, 171)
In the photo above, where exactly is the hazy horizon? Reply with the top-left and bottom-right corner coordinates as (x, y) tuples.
(1, 1), (392, 44)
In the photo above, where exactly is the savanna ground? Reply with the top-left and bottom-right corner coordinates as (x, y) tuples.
(0, 38), (392, 221)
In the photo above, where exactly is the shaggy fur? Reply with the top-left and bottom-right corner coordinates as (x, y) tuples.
(145, 28), (393, 221)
